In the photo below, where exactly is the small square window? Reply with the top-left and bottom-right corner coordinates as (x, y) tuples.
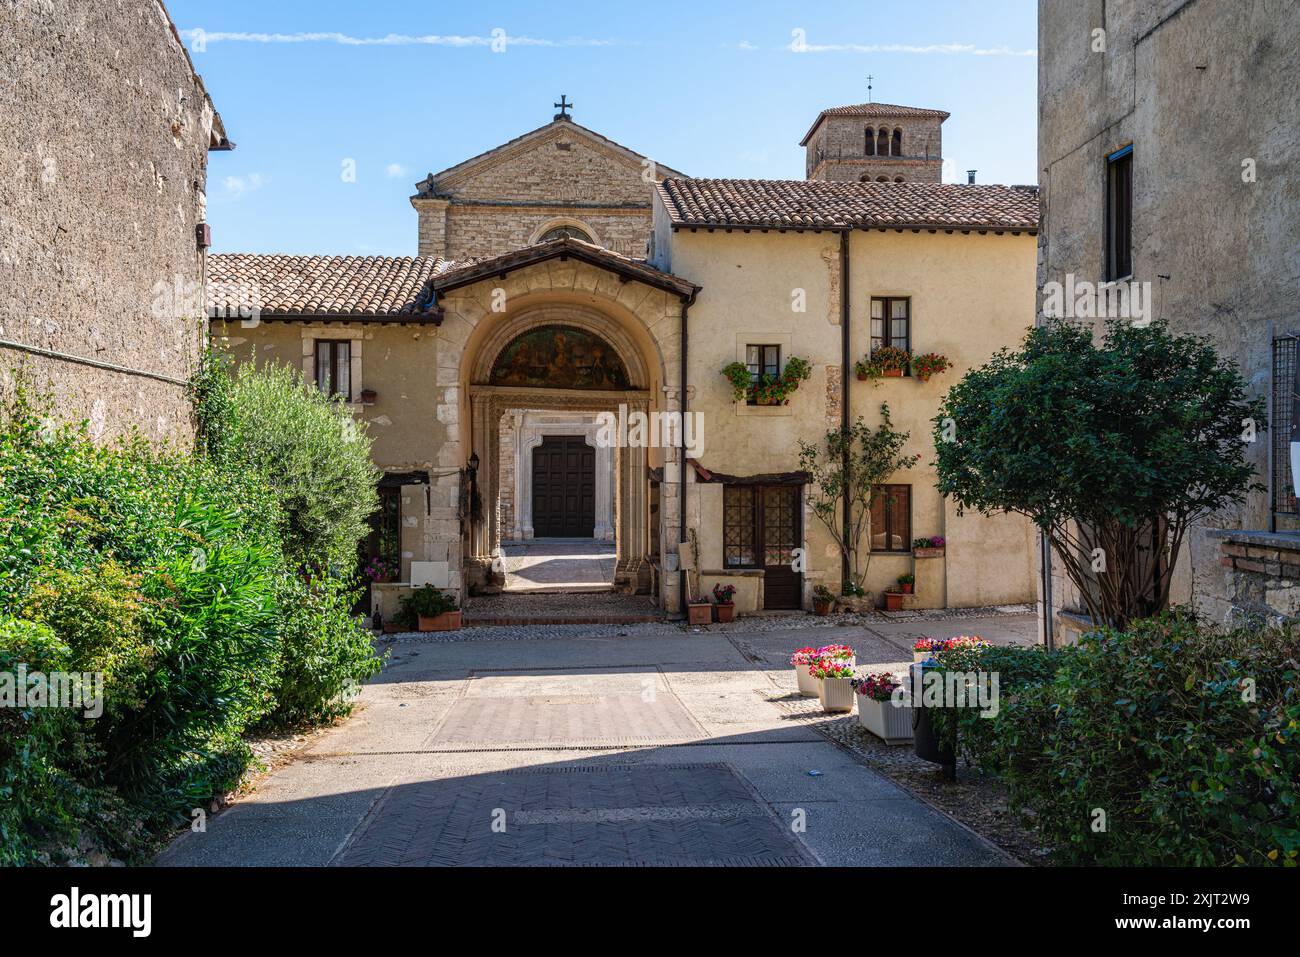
(744, 344), (780, 404)
(870, 297), (910, 354)
(870, 484), (911, 552)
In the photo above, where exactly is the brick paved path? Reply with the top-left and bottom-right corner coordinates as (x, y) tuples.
(157, 622), (1029, 867)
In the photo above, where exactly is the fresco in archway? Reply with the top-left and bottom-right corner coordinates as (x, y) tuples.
(489, 325), (630, 390)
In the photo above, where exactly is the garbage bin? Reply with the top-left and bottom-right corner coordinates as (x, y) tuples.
(910, 660), (956, 780)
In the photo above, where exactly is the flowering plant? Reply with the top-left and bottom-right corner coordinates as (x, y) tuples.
(851, 672), (901, 701)
(913, 637), (943, 653)
(870, 345), (911, 371)
(911, 352), (951, 380)
(941, 635), (989, 652)
(912, 535), (945, 549)
(808, 656), (855, 680)
(364, 556), (398, 582)
(817, 643), (855, 662)
(790, 647), (819, 666)
(712, 583), (737, 604)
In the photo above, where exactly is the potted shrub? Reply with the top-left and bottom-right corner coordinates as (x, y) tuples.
(360, 387), (378, 405)
(810, 655), (856, 713)
(852, 672), (913, 743)
(712, 583), (737, 622)
(912, 535), (945, 558)
(910, 352), (950, 383)
(812, 584), (835, 616)
(790, 646), (820, 697)
(401, 585), (461, 632)
(884, 590), (905, 612)
(721, 361), (752, 402)
(750, 356), (813, 406)
(870, 345), (910, 378)
(853, 357), (881, 382)
(897, 572), (915, 595)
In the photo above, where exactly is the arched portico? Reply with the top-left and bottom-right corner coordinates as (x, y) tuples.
(428, 238), (699, 608)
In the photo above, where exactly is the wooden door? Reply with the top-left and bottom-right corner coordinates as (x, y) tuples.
(761, 485), (801, 609)
(532, 436), (595, 538)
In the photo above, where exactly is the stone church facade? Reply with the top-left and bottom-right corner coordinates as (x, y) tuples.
(210, 100), (1041, 618)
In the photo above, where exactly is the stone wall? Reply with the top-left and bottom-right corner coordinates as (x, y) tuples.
(0, 0), (221, 445)
(805, 115), (944, 182)
(414, 118), (669, 261)
(1211, 531), (1300, 624)
(1037, 0), (1300, 625)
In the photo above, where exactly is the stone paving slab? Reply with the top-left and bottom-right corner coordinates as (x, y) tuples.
(333, 763), (817, 867)
(427, 693), (706, 748)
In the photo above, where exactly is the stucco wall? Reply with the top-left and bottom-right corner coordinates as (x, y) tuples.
(1037, 0), (1300, 623)
(667, 223), (1038, 609)
(0, 0), (218, 444)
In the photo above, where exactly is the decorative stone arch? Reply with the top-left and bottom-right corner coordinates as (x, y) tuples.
(528, 217), (601, 246)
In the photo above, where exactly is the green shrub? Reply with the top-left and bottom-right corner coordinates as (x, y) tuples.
(270, 575), (384, 726)
(196, 354), (379, 573)
(989, 614), (1299, 866)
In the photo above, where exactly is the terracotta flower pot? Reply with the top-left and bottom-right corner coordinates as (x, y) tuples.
(901, 583), (913, 594)
(913, 547), (945, 559)
(715, 603), (736, 623)
(856, 371), (869, 381)
(883, 368), (904, 378)
(687, 602), (712, 625)
(915, 373), (931, 383)
(884, 591), (905, 612)
(812, 599), (833, 616)
(418, 610), (461, 632)
(383, 621), (402, 635)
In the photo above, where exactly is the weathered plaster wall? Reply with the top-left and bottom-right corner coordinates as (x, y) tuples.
(667, 223), (1038, 610)
(1038, 0), (1300, 623)
(0, 0), (218, 444)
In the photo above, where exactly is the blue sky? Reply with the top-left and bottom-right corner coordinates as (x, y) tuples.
(169, 0), (1039, 256)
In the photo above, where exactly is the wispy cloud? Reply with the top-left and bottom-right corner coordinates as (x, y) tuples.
(182, 28), (617, 49)
(737, 40), (758, 51)
(386, 163), (408, 179)
(223, 173), (266, 199)
(786, 31), (1036, 57)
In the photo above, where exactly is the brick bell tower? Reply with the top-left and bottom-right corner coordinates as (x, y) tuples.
(801, 101), (949, 184)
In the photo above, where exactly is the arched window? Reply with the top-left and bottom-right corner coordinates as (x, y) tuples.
(539, 224), (593, 243)
(891, 128), (903, 156)
(894, 176), (905, 183)
(875, 176), (889, 183)
(876, 129), (889, 157)
(859, 173), (872, 183)
(864, 127), (875, 156)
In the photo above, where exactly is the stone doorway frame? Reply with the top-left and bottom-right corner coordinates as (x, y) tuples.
(502, 410), (615, 542)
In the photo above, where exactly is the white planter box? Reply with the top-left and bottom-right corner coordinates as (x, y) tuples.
(856, 695), (914, 744)
(818, 676), (855, 713)
(795, 663), (819, 697)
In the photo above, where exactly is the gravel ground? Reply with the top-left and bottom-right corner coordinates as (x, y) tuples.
(762, 690), (1051, 865)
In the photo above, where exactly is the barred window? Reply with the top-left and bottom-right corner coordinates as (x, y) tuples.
(723, 485), (757, 567)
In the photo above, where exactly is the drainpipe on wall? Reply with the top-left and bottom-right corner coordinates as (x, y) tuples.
(840, 230), (852, 588)
(678, 290), (697, 615)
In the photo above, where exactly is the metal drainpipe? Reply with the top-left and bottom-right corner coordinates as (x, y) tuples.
(840, 230), (852, 588)
(679, 291), (696, 615)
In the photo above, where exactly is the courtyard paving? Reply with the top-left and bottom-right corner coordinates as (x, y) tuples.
(501, 539), (616, 592)
(158, 611), (1035, 867)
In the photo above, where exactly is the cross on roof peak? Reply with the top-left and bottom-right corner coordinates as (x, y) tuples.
(553, 94), (573, 120)
(867, 75), (873, 102)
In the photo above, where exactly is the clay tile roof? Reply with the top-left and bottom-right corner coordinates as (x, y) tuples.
(431, 236), (699, 299)
(800, 102), (950, 145)
(656, 178), (1039, 232)
(206, 254), (451, 320)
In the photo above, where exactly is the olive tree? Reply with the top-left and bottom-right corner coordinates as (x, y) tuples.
(933, 319), (1264, 628)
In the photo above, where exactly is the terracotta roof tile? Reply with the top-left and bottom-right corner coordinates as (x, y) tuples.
(656, 178), (1039, 232)
(206, 254), (450, 320)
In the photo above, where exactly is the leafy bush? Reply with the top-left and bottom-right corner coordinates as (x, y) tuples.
(195, 353), (379, 572)
(983, 615), (1299, 866)
(271, 575), (383, 725)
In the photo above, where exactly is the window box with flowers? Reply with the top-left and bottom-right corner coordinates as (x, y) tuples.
(870, 345), (911, 379)
(852, 672), (913, 744)
(912, 535), (945, 558)
(809, 654), (857, 712)
(721, 356), (812, 406)
(910, 352), (950, 383)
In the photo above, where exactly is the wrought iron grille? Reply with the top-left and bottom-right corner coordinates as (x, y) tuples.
(1272, 336), (1298, 516)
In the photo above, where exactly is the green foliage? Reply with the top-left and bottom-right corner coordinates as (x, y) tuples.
(798, 404), (919, 589)
(197, 354), (379, 573)
(400, 585), (459, 620)
(271, 575), (384, 725)
(721, 361), (752, 402)
(934, 319), (1265, 628)
(938, 616), (1299, 866)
